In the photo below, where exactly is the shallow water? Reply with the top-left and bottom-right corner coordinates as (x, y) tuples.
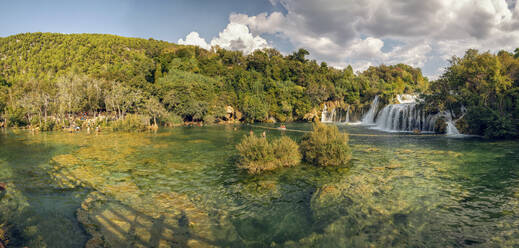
(0, 124), (519, 247)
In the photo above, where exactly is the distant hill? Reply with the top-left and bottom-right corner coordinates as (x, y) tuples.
(0, 32), (431, 126)
(0, 32), (175, 87)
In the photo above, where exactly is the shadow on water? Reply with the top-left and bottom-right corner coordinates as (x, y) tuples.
(0, 132), (89, 247)
(53, 163), (227, 248)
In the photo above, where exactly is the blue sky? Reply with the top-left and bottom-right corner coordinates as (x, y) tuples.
(0, 0), (275, 41)
(1, 0), (518, 78)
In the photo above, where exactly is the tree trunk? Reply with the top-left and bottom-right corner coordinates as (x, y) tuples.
(44, 107), (47, 125)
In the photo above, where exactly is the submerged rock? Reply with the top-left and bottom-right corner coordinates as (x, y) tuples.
(77, 190), (237, 248)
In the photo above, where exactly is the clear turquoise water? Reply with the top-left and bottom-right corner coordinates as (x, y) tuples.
(0, 124), (519, 247)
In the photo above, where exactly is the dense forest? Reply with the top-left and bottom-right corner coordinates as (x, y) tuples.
(0, 33), (518, 138)
(425, 49), (519, 138)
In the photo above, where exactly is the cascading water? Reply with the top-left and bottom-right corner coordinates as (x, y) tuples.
(371, 94), (433, 132)
(361, 96), (380, 124)
(363, 94), (466, 135)
(373, 102), (438, 132)
(321, 105), (328, 123)
(446, 121), (460, 135)
(396, 94), (418, 104)
(321, 104), (359, 124)
(323, 95), (466, 135)
(344, 105), (350, 124)
(321, 105), (337, 123)
(444, 111), (463, 136)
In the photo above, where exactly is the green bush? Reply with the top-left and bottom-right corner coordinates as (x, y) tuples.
(300, 123), (352, 167)
(236, 133), (301, 174)
(39, 119), (58, 131)
(163, 113), (183, 127)
(272, 136), (301, 167)
(109, 114), (149, 131)
(6, 108), (27, 127)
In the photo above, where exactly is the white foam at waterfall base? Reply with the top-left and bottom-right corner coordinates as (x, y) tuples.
(445, 120), (461, 136)
(397, 94), (419, 104)
(444, 112), (472, 137)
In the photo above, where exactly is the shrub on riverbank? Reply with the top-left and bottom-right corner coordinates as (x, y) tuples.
(300, 123), (351, 167)
(109, 114), (149, 132)
(236, 133), (301, 174)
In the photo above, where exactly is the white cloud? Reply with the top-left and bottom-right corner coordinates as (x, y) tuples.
(210, 23), (269, 54)
(178, 32), (210, 50)
(228, 0), (519, 76)
(341, 38), (432, 72)
(178, 23), (269, 54)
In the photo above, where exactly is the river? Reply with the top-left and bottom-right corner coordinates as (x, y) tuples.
(1, 124), (518, 247)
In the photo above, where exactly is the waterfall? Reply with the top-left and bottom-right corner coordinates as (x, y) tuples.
(321, 105), (328, 123)
(361, 96), (380, 124)
(445, 111), (462, 136)
(372, 94), (442, 132)
(321, 105), (336, 123)
(446, 121), (460, 136)
(373, 103), (438, 132)
(322, 94), (467, 135)
(344, 105), (350, 124)
(321, 104), (358, 124)
(364, 94), (466, 135)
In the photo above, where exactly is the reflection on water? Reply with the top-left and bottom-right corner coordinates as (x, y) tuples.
(1, 124), (519, 247)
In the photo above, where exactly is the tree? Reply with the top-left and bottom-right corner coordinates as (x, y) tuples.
(142, 97), (166, 126)
(56, 75), (86, 121)
(105, 82), (143, 119)
(290, 48), (309, 63)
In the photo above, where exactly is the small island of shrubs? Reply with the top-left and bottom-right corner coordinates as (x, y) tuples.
(300, 123), (352, 167)
(236, 123), (352, 174)
(236, 133), (301, 174)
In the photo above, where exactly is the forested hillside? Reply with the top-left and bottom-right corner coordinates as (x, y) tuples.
(0, 32), (426, 127)
(1, 33), (518, 138)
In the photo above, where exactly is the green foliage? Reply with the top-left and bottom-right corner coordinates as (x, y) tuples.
(240, 94), (269, 122)
(108, 114), (149, 132)
(0, 32), (170, 87)
(236, 133), (301, 174)
(464, 106), (517, 139)
(40, 119), (58, 131)
(271, 136), (302, 168)
(427, 49), (519, 138)
(300, 123), (352, 167)
(5, 107), (27, 127)
(163, 113), (184, 127)
(0, 32), (430, 128)
(158, 69), (223, 121)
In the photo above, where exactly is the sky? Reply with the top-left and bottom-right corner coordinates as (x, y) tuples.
(1, 0), (519, 78)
